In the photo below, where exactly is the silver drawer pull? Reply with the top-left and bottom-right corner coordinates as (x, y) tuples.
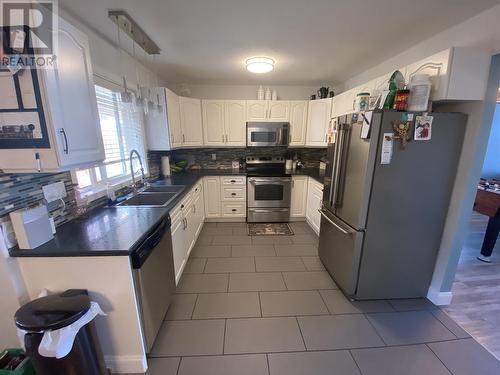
(318, 209), (349, 235)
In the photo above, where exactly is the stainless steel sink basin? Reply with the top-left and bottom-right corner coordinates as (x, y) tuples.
(117, 192), (178, 207)
(142, 185), (185, 193)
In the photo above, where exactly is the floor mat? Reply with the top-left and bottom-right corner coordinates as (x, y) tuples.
(248, 223), (294, 236)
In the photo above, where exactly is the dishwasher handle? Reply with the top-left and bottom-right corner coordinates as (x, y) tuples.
(131, 216), (171, 268)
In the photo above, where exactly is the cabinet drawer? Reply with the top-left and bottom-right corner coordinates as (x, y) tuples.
(222, 186), (246, 201)
(221, 176), (245, 185)
(222, 202), (246, 217)
(192, 181), (203, 197)
(170, 192), (193, 221)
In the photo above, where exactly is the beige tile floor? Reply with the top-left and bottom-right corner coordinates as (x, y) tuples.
(138, 221), (500, 375)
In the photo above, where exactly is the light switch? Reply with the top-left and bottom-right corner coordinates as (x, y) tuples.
(211, 153), (217, 161)
(42, 181), (67, 203)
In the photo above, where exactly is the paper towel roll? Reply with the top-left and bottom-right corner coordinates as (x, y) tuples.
(161, 156), (171, 177)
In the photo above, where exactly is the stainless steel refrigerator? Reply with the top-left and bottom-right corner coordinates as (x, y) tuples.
(318, 110), (466, 300)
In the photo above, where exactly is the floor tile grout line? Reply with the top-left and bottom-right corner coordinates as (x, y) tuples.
(222, 318), (227, 355)
(317, 289), (333, 315)
(348, 349), (364, 375)
(425, 343), (455, 375)
(295, 316), (308, 351)
(190, 294), (199, 320)
(266, 353), (271, 375)
(363, 312), (388, 346)
(258, 291), (263, 318)
(148, 338), (476, 360)
(175, 357), (182, 375)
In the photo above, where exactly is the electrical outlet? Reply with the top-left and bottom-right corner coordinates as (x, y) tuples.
(42, 181), (67, 203)
(211, 153), (216, 161)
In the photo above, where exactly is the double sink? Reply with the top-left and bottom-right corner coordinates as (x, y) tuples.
(117, 185), (186, 207)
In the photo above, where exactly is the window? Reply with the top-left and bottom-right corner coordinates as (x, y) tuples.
(74, 85), (147, 197)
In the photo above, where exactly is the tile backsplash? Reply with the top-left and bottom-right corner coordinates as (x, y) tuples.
(148, 147), (327, 179)
(0, 172), (78, 226)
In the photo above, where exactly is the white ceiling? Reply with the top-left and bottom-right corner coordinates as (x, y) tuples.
(59, 0), (500, 85)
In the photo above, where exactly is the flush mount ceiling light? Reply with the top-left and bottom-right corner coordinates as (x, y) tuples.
(246, 57), (275, 74)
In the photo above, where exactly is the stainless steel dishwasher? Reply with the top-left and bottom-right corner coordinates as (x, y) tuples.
(131, 215), (175, 353)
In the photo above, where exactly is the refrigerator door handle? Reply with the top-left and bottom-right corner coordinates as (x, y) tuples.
(332, 123), (347, 208)
(329, 121), (340, 207)
(334, 124), (350, 208)
(318, 209), (351, 235)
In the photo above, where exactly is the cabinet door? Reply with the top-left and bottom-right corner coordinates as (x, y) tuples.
(44, 17), (104, 167)
(193, 188), (205, 236)
(184, 203), (196, 255)
(171, 217), (186, 284)
(306, 182), (323, 235)
(202, 100), (225, 146)
(405, 49), (450, 101)
(289, 101), (308, 146)
(203, 176), (221, 218)
(166, 88), (183, 148)
(179, 97), (203, 146)
(268, 101), (290, 122)
(306, 98), (332, 147)
(225, 100), (246, 146)
(290, 176), (308, 217)
(246, 100), (268, 121)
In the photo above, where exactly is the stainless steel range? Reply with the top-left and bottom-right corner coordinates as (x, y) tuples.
(246, 156), (291, 222)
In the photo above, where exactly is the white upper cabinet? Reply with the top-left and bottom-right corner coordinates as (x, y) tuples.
(202, 100), (246, 147)
(0, 17), (104, 172)
(306, 98), (332, 147)
(145, 88), (171, 151)
(246, 100), (268, 121)
(404, 47), (489, 101)
(202, 100), (225, 146)
(166, 88), (183, 148)
(246, 100), (290, 122)
(268, 101), (290, 121)
(289, 100), (308, 147)
(225, 100), (246, 146)
(45, 18), (104, 167)
(179, 96), (203, 147)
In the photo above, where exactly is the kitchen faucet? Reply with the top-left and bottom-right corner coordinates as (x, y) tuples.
(130, 149), (147, 192)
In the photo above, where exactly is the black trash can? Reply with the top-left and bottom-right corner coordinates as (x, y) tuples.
(14, 289), (107, 375)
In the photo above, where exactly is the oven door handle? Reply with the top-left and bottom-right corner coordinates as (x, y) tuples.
(248, 178), (291, 184)
(250, 208), (290, 213)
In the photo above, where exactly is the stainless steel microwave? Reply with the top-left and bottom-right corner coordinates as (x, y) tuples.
(247, 122), (289, 147)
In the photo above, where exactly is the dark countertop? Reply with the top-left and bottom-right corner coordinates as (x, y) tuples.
(9, 168), (325, 258)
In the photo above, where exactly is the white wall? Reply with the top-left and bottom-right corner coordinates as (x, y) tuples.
(482, 104), (500, 178)
(167, 83), (340, 100)
(343, 4), (500, 90)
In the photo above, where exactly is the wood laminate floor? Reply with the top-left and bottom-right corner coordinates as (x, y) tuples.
(444, 212), (500, 360)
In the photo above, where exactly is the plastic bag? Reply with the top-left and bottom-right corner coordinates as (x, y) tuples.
(17, 301), (106, 359)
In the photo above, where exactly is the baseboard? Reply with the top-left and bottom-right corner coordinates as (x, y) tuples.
(104, 354), (147, 374)
(427, 287), (453, 306)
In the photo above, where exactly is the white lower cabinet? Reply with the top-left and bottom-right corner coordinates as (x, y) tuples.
(203, 176), (247, 221)
(171, 181), (205, 284)
(306, 178), (324, 235)
(290, 176), (308, 218)
(203, 176), (222, 218)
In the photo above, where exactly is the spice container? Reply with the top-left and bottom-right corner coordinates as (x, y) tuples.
(393, 89), (410, 111)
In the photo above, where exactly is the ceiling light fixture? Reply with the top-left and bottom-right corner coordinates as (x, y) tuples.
(246, 57), (275, 74)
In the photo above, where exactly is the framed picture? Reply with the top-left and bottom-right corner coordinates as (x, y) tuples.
(414, 115), (433, 141)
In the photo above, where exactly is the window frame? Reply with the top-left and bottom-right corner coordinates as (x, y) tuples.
(72, 82), (149, 203)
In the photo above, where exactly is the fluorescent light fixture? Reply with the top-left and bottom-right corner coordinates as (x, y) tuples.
(246, 57), (275, 74)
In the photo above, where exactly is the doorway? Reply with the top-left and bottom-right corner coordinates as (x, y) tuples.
(444, 87), (500, 359)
